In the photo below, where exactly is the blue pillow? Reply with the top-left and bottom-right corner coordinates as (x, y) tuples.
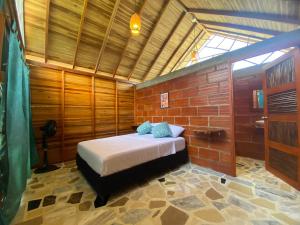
(151, 122), (172, 138)
(137, 121), (152, 135)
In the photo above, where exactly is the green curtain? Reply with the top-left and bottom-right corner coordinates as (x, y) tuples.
(0, 19), (38, 225)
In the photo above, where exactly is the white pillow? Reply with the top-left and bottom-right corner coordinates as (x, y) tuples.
(151, 123), (160, 126)
(169, 124), (185, 138)
(151, 123), (184, 137)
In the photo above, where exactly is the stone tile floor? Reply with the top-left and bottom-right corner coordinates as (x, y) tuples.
(12, 157), (300, 225)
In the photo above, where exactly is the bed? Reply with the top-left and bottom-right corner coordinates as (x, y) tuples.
(76, 133), (188, 207)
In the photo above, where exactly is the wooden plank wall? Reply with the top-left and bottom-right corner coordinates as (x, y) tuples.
(30, 66), (135, 164)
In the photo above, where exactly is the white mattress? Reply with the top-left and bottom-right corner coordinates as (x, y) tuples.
(77, 133), (185, 177)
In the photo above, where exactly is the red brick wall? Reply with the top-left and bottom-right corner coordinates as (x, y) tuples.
(233, 73), (265, 160)
(135, 63), (236, 176)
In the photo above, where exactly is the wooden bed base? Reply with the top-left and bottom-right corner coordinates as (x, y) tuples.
(76, 149), (189, 207)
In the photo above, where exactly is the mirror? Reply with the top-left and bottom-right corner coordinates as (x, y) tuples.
(253, 89), (264, 109)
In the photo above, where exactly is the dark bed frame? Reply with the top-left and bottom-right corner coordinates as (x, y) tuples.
(76, 149), (189, 207)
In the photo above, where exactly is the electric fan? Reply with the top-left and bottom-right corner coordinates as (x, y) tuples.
(34, 120), (59, 174)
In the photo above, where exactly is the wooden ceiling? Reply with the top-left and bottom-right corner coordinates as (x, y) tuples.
(24, 0), (300, 83)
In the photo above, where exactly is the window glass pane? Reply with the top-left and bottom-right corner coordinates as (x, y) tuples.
(183, 34), (289, 72)
(198, 48), (226, 59)
(247, 53), (272, 64)
(231, 40), (248, 50)
(218, 38), (235, 50)
(264, 51), (284, 63)
(233, 60), (255, 70)
(206, 36), (224, 48)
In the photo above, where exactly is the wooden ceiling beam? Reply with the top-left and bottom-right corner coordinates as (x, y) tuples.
(127, 0), (172, 80)
(72, 0), (88, 69)
(187, 8), (300, 25)
(26, 55), (138, 84)
(156, 23), (196, 78)
(112, 0), (148, 78)
(44, 0), (51, 63)
(171, 30), (204, 72)
(142, 11), (186, 81)
(206, 27), (266, 41)
(94, 0), (121, 73)
(197, 19), (281, 36)
(176, 0), (209, 34)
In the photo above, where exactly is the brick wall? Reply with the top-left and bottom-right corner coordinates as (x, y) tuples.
(233, 73), (265, 160)
(135, 63), (236, 176)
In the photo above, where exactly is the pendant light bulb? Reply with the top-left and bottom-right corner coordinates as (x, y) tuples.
(130, 13), (141, 36)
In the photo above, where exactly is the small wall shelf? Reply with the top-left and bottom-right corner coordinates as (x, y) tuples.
(194, 128), (225, 140)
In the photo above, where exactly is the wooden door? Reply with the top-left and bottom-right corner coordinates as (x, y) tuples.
(263, 49), (300, 190)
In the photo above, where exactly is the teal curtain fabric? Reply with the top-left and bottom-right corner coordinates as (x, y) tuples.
(0, 21), (38, 225)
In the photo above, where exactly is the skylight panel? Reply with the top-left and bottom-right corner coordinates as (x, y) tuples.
(217, 38), (235, 50)
(206, 36), (224, 48)
(231, 40), (248, 51)
(184, 34), (289, 73)
(233, 60), (255, 71)
(263, 51), (285, 63)
(198, 48), (226, 59)
(246, 53), (272, 64)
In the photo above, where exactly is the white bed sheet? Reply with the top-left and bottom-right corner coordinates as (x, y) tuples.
(77, 133), (185, 177)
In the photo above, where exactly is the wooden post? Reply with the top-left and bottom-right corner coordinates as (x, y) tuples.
(134, 85), (137, 127)
(61, 70), (65, 161)
(91, 75), (95, 138)
(115, 80), (118, 135)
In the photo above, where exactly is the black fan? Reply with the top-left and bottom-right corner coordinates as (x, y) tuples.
(34, 120), (59, 174)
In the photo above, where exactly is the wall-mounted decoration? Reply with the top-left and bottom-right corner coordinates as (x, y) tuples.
(160, 92), (169, 109)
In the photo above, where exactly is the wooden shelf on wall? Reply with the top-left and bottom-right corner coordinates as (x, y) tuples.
(194, 128), (226, 140)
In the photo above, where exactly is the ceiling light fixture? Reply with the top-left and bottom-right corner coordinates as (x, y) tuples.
(130, 0), (141, 36)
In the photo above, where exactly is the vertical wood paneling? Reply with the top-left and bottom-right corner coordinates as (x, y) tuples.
(95, 78), (116, 138)
(61, 70), (65, 161)
(91, 76), (95, 138)
(30, 67), (62, 163)
(118, 82), (134, 135)
(30, 66), (135, 163)
(64, 72), (93, 161)
(115, 81), (118, 135)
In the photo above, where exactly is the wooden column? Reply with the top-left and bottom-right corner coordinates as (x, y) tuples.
(61, 70), (65, 161)
(115, 80), (118, 135)
(45, 0), (51, 63)
(91, 75), (95, 138)
(133, 85), (136, 125)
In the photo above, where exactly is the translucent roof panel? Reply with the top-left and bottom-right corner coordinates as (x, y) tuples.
(185, 34), (289, 72)
(197, 47), (227, 59)
(231, 40), (248, 51)
(233, 60), (255, 71)
(246, 53), (272, 64)
(263, 51), (285, 63)
(206, 36), (225, 48)
(218, 38), (235, 50)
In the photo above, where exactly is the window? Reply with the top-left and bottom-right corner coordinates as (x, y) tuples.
(185, 34), (289, 71)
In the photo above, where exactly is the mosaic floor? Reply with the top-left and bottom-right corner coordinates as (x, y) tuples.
(12, 157), (300, 225)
